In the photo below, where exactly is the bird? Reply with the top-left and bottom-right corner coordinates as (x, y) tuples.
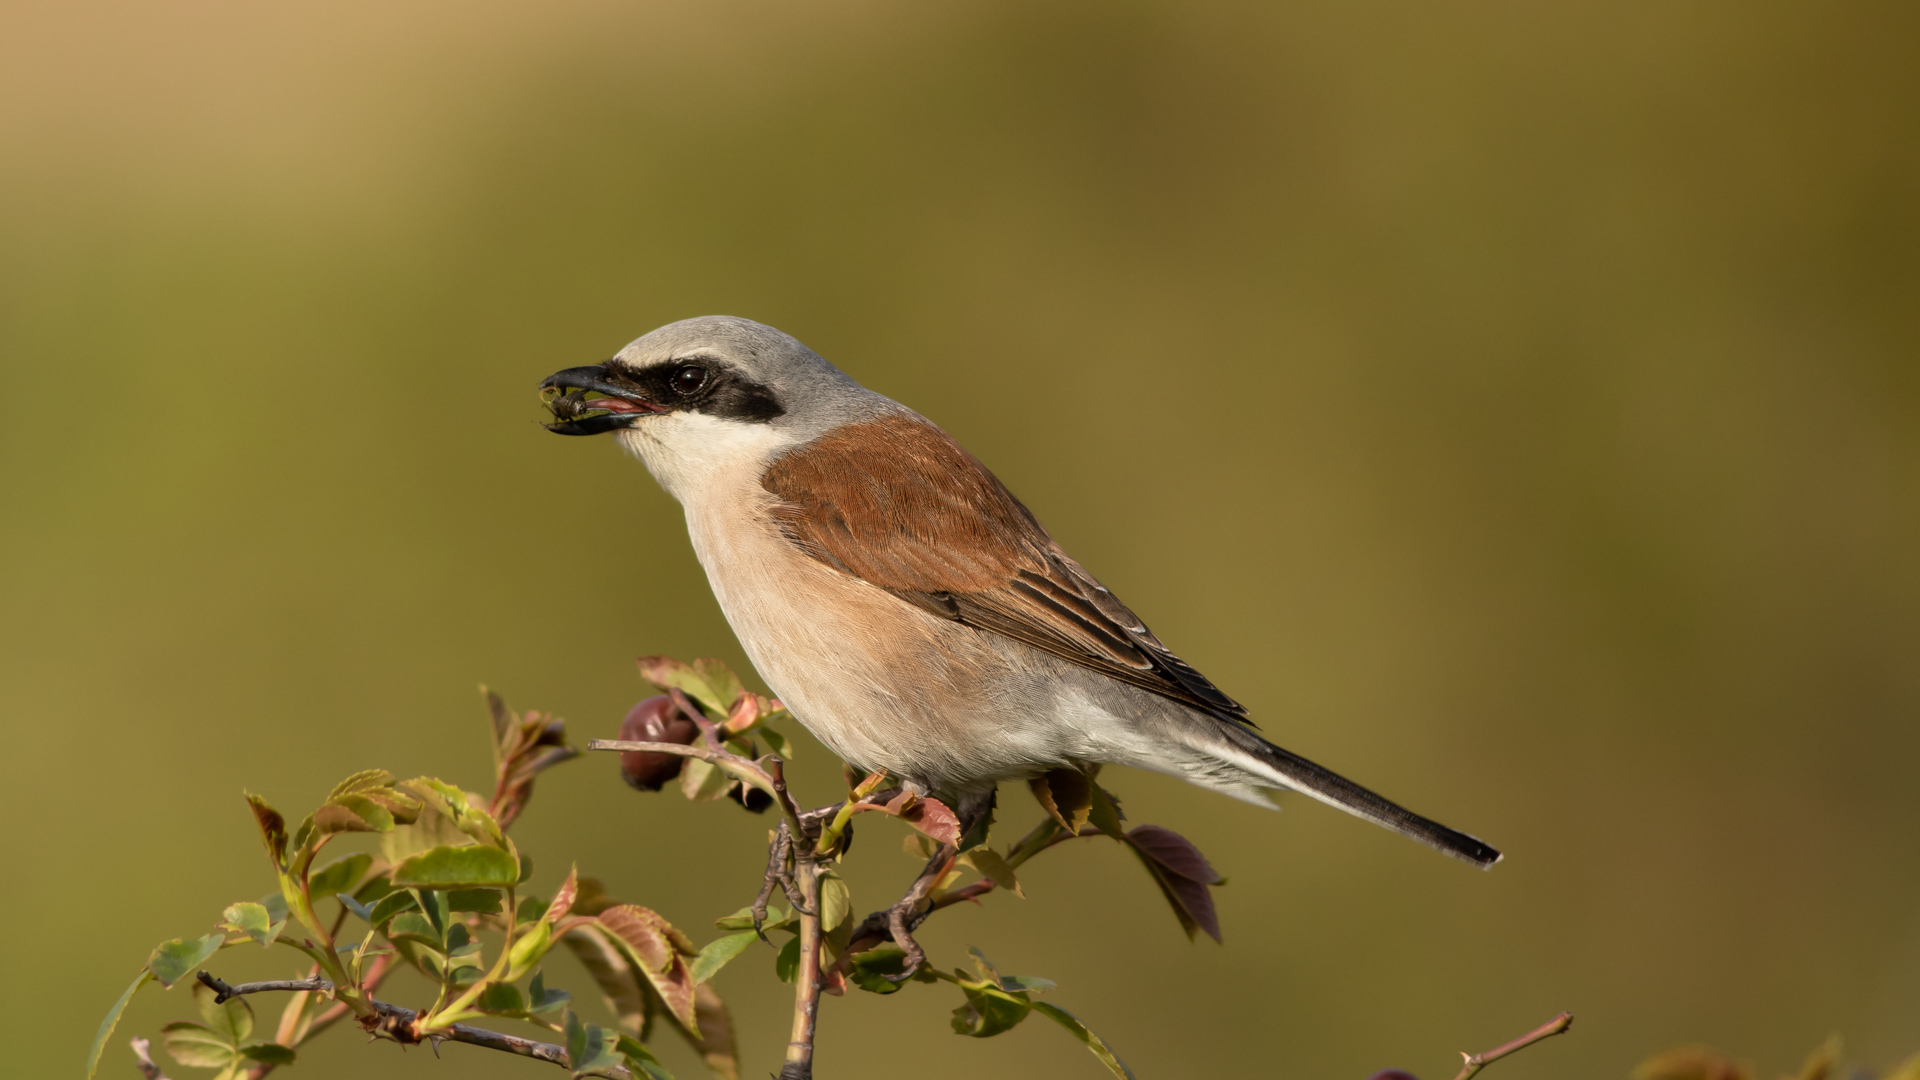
(540, 315), (1500, 872)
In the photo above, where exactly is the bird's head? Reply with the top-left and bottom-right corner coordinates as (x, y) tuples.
(540, 315), (888, 498)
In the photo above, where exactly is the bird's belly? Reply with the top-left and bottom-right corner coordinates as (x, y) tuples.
(681, 499), (1076, 791)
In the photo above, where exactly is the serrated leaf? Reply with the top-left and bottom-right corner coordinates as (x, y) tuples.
(1122, 828), (1222, 942)
(562, 927), (647, 1033)
(688, 982), (738, 1080)
(691, 659), (745, 712)
(147, 933), (225, 988)
(220, 902), (280, 947)
(366, 890), (418, 927)
(1031, 1002), (1137, 1079)
(448, 888), (504, 914)
(1087, 781), (1127, 840)
(245, 795), (287, 867)
(85, 971), (152, 1080)
(950, 983), (1032, 1038)
(617, 1035), (676, 1080)
(847, 948), (910, 994)
(240, 1043), (297, 1065)
(636, 656), (724, 717)
(594, 906), (699, 1028)
(690, 931), (757, 984)
(530, 969), (573, 1014)
(544, 866), (580, 924)
(329, 769), (395, 799)
(759, 728), (793, 759)
(477, 982), (528, 1015)
(817, 872), (851, 932)
(679, 757), (731, 802)
(964, 848), (1024, 898)
(308, 853), (374, 900)
(391, 845), (521, 889)
(566, 1010), (626, 1079)
(1029, 769), (1094, 834)
(857, 790), (961, 846)
(162, 1021), (238, 1069)
(193, 978), (254, 1042)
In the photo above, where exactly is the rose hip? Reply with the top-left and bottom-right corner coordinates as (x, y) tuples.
(618, 696), (698, 791)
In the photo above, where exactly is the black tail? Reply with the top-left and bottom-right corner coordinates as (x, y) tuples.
(1212, 723), (1503, 868)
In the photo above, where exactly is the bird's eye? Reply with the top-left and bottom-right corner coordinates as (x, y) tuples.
(671, 365), (708, 395)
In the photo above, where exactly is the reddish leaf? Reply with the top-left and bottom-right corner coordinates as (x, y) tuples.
(594, 906), (698, 1029)
(246, 794), (287, 866)
(543, 866), (579, 924)
(1126, 825), (1224, 885)
(872, 790), (961, 847)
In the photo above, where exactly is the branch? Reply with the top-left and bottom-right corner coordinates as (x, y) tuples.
(130, 1036), (171, 1080)
(193, 972), (627, 1080)
(1452, 1012), (1574, 1080)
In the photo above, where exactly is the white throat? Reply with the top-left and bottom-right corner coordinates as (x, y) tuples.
(615, 412), (792, 507)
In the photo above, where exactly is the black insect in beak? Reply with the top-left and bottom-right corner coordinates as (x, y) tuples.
(539, 364), (668, 435)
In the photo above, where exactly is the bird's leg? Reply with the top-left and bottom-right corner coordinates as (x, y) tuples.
(882, 844), (954, 982)
(753, 823), (811, 936)
(882, 787), (995, 981)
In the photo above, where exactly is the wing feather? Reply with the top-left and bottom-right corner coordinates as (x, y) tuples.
(761, 413), (1250, 725)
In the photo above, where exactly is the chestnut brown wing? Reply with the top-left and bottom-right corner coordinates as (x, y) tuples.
(760, 413), (1249, 725)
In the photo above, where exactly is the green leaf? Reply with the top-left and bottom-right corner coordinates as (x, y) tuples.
(950, 983), (1032, 1038)
(691, 658), (745, 712)
(690, 931), (757, 984)
(366, 890), (418, 927)
(965, 848), (1024, 898)
(446, 921), (474, 952)
(331, 769), (396, 798)
(85, 971), (152, 1080)
(775, 936), (801, 983)
(308, 853), (374, 899)
(391, 844), (521, 889)
(846, 948), (911, 994)
(715, 905), (790, 933)
(258, 892), (290, 925)
(1031, 1002), (1137, 1078)
(565, 1010), (626, 1079)
(193, 978), (254, 1042)
(1087, 782), (1127, 841)
(529, 969), (572, 1013)
(336, 894), (374, 922)
(147, 933), (225, 988)
(636, 656), (725, 717)
(616, 1034), (676, 1080)
(220, 902), (281, 948)
(817, 871), (852, 932)
(760, 727), (793, 759)
(161, 1021), (238, 1070)
(477, 982), (528, 1015)
(448, 888), (504, 914)
(240, 1043), (297, 1065)
(388, 912), (443, 948)
(678, 757), (731, 802)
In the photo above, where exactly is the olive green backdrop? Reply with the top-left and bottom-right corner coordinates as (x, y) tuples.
(3, 1), (1916, 1078)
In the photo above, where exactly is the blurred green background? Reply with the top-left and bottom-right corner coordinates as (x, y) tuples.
(3, 1), (1916, 1077)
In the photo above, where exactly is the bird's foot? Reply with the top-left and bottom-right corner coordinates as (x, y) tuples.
(752, 823), (811, 938)
(881, 844), (953, 982)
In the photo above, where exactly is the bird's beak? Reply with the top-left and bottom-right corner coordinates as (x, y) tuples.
(538, 364), (668, 436)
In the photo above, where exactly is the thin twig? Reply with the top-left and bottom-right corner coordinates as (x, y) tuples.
(1452, 1012), (1574, 1080)
(130, 1036), (171, 1080)
(197, 973), (328, 1003)
(194, 972), (628, 1080)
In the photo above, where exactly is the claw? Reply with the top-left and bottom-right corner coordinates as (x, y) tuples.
(880, 843), (954, 982)
(751, 826), (789, 941)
